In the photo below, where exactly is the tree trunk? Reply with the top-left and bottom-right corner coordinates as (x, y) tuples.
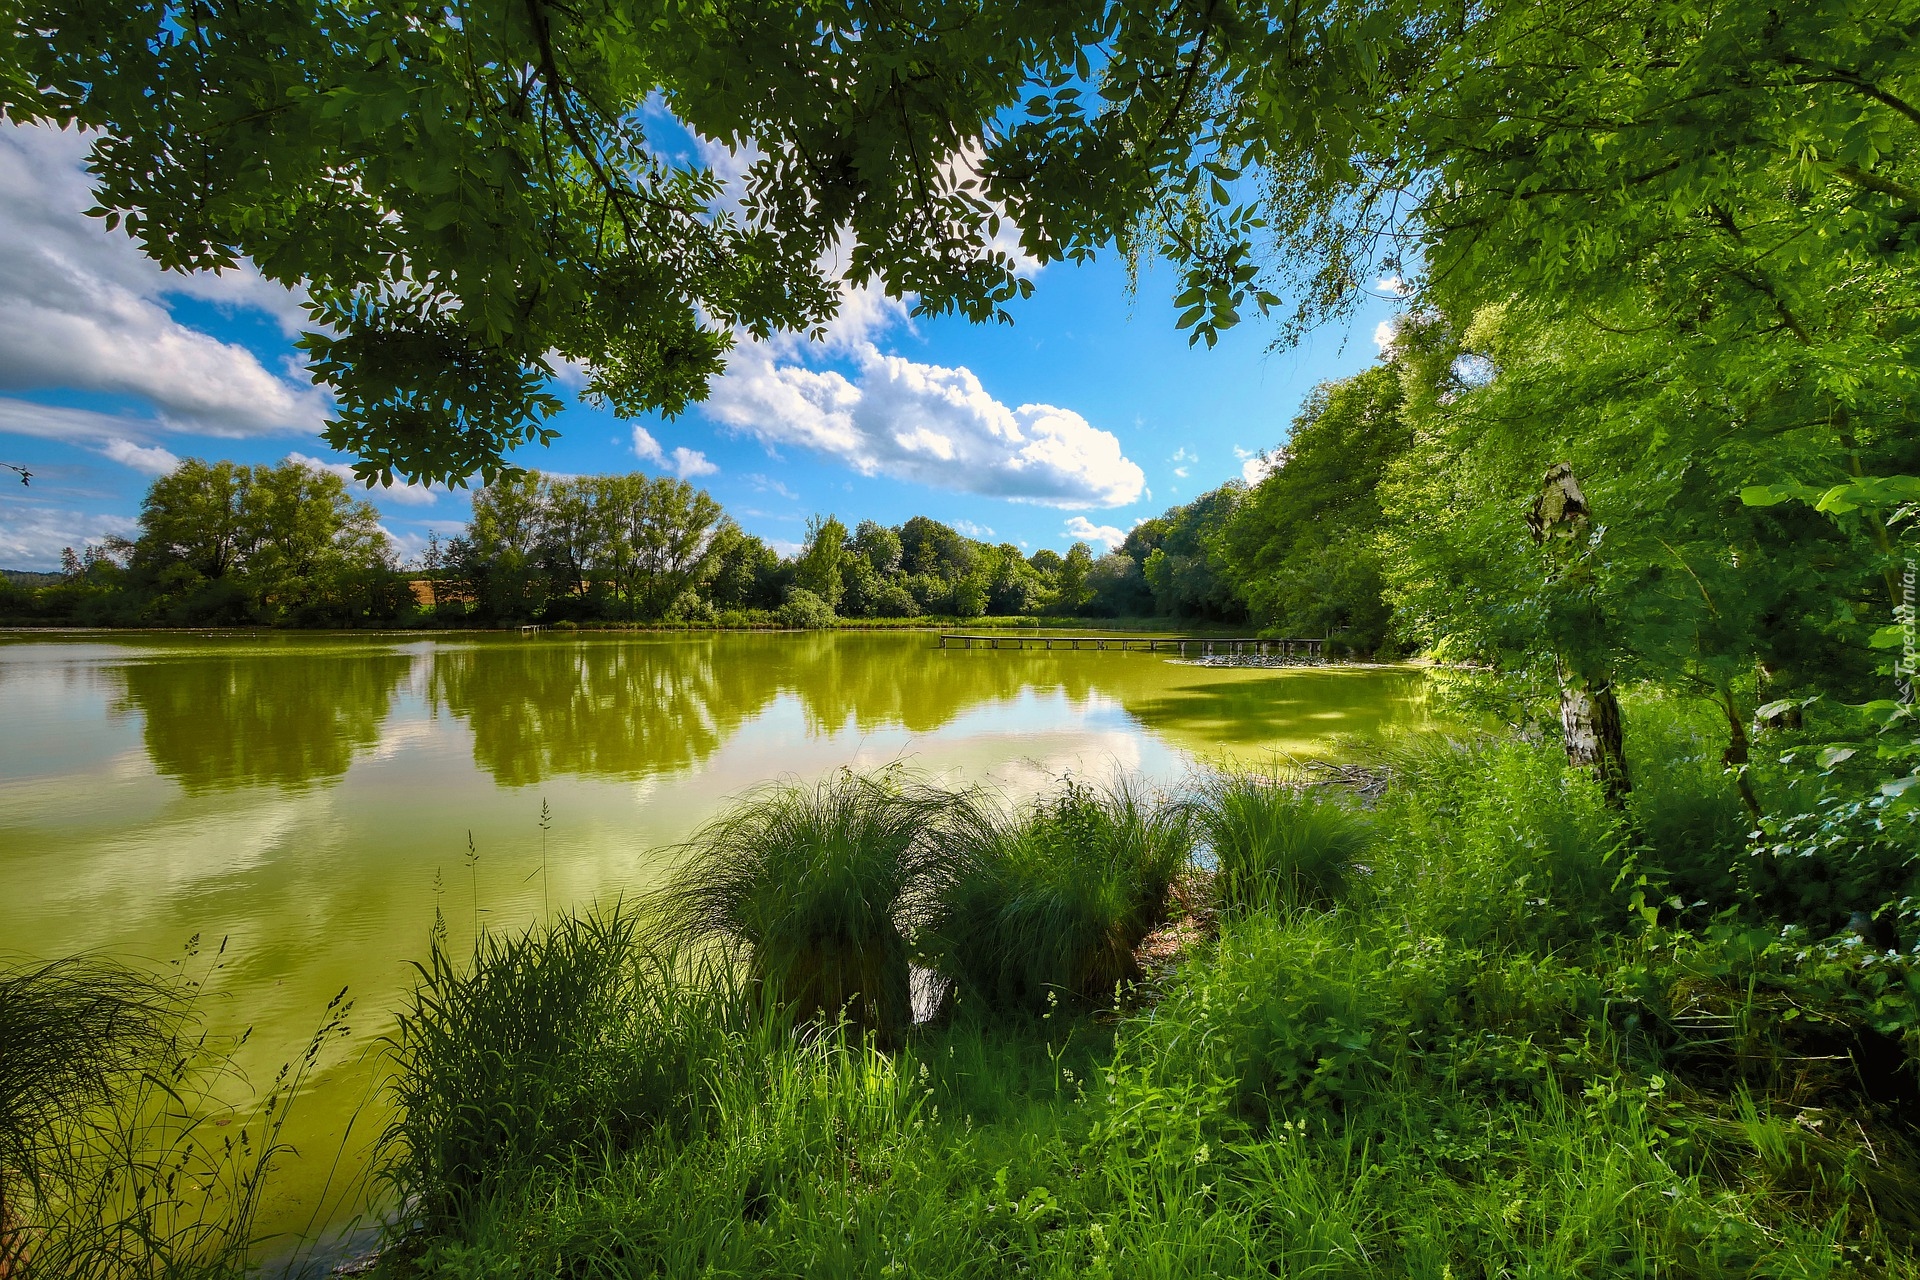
(1717, 682), (1764, 820)
(1556, 657), (1631, 808)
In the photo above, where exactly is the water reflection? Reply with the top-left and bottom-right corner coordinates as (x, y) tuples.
(431, 639), (785, 785)
(113, 646), (414, 791)
(96, 634), (1434, 792)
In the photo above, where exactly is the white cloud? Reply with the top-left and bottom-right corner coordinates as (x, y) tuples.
(707, 341), (1143, 508)
(1235, 445), (1279, 485)
(1063, 516), (1127, 550)
(631, 425), (718, 479)
(747, 473), (798, 500)
(954, 519), (994, 539)
(0, 123), (327, 437)
(1375, 275), (1407, 297)
(287, 451), (438, 505)
(1373, 318), (1399, 352)
(0, 501), (137, 569)
(101, 438), (179, 475)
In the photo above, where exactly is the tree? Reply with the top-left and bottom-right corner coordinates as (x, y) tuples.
(1141, 486), (1246, 621)
(794, 515), (851, 609)
(1052, 543), (1094, 616)
(1221, 364), (1412, 651)
(898, 517), (976, 582)
(2, 1), (1101, 484)
(603, 475), (728, 619)
(852, 521), (903, 579)
(127, 457), (400, 624)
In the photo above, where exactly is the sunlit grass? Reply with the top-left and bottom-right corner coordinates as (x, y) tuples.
(651, 768), (953, 1041)
(1196, 770), (1373, 912)
(921, 778), (1193, 1015)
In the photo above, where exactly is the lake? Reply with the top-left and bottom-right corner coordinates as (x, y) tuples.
(0, 629), (1430, 1264)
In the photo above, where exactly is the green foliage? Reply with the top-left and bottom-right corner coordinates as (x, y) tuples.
(1199, 774), (1372, 913)
(1223, 364), (1411, 651)
(384, 909), (747, 1228)
(923, 780), (1192, 1014)
(1140, 485), (1246, 621)
(101, 457), (409, 627)
(378, 745), (1920, 1280)
(793, 514), (849, 608)
(5, 1), (1094, 482)
(776, 586), (836, 630)
(652, 771), (951, 1040)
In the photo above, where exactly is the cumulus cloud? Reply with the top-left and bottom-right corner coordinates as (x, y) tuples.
(288, 451), (438, 505)
(0, 501), (137, 569)
(631, 425), (718, 479)
(0, 122), (327, 438)
(1063, 516), (1127, 550)
(707, 342), (1143, 509)
(101, 438), (179, 475)
(1235, 445), (1279, 486)
(1373, 318), (1400, 353)
(954, 519), (994, 539)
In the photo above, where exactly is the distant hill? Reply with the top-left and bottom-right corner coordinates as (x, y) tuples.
(2, 569), (64, 587)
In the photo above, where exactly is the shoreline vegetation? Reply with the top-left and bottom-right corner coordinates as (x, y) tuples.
(9, 696), (1920, 1278)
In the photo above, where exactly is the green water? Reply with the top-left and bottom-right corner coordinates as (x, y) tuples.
(0, 630), (1429, 1260)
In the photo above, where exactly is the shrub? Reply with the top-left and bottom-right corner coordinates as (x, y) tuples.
(1198, 773), (1373, 912)
(873, 583), (919, 618)
(777, 588), (835, 630)
(923, 780), (1192, 1014)
(1369, 736), (1631, 949)
(653, 771), (948, 1041)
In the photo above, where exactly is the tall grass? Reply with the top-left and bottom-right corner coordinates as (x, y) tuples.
(373, 729), (1920, 1280)
(651, 769), (952, 1041)
(921, 779), (1192, 1014)
(382, 906), (748, 1230)
(1197, 772), (1373, 912)
(0, 943), (326, 1280)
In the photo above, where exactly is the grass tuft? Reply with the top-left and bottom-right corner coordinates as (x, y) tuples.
(1197, 771), (1373, 912)
(650, 768), (952, 1041)
(922, 778), (1192, 1014)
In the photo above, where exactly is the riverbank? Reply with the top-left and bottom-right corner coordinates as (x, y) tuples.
(358, 709), (1920, 1278)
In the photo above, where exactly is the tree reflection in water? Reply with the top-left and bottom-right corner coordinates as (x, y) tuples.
(431, 638), (788, 786)
(114, 645), (414, 791)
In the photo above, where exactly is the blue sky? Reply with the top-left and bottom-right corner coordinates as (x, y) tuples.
(0, 121), (1400, 570)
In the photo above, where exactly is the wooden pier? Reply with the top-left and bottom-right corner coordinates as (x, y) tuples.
(937, 633), (1324, 659)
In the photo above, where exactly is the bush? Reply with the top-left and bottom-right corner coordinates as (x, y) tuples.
(923, 780), (1192, 1014)
(1199, 774), (1373, 912)
(776, 587), (835, 630)
(1368, 735), (1631, 949)
(873, 583), (919, 618)
(652, 771), (949, 1040)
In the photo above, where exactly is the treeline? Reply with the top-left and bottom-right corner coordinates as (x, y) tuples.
(3, 459), (411, 627)
(3, 425), (1414, 643)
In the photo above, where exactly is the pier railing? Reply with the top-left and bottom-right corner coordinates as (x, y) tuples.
(937, 633), (1323, 658)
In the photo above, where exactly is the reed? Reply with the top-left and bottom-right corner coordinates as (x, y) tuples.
(0, 943), (320, 1280)
(382, 906), (747, 1229)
